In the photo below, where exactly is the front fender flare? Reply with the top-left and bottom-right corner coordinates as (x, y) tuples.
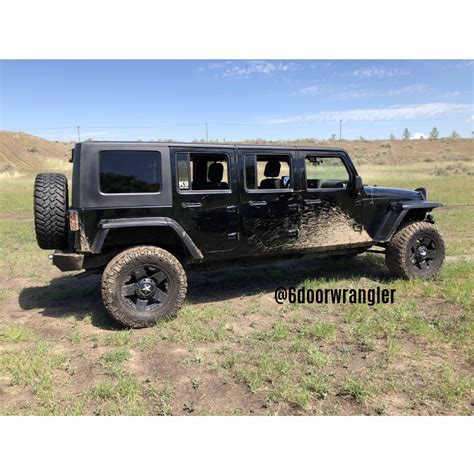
(373, 200), (442, 242)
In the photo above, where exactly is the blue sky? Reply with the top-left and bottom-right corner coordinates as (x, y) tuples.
(0, 60), (473, 141)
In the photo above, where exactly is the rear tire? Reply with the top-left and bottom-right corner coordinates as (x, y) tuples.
(385, 222), (445, 279)
(101, 246), (187, 329)
(34, 173), (69, 249)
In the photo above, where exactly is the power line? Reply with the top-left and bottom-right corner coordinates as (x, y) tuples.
(17, 121), (271, 132)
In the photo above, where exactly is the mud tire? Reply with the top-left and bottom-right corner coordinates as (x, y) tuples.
(386, 222), (445, 279)
(101, 246), (187, 329)
(34, 173), (69, 249)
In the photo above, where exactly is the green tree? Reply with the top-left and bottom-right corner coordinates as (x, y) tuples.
(450, 130), (461, 139)
(390, 133), (396, 140)
(429, 127), (440, 139)
(402, 128), (410, 140)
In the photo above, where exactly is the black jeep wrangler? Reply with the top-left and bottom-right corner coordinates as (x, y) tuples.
(34, 142), (445, 328)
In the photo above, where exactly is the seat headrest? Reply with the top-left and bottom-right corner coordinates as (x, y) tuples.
(208, 162), (224, 183)
(264, 160), (281, 178)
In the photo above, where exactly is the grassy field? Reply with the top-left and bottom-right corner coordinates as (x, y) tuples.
(0, 135), (473, 415)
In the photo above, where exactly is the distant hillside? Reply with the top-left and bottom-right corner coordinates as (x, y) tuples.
(242, 137), (473, 166)
(0, 131), (472, 173)
(0, 131), (71, 173)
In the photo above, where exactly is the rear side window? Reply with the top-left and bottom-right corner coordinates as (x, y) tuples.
(100, 150), (161, 194)
(176, 152), (230, 192)
(244, 154), (292, 191)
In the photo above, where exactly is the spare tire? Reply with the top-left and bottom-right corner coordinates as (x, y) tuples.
(34, 173), (69, 249)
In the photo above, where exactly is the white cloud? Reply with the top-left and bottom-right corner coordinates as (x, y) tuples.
(294, 84), (370, 99)
(200, 61), (295, 79)
(294, 84), (324, 96)
(453, 60), (474, 69)
(387, 84), (428, 96)
(221, 61), (294, 78)
(197, 61), (233, 72)
(294, 83), (426, 99)
(263, 102), (473, 124)
(353, 66), (410, 79)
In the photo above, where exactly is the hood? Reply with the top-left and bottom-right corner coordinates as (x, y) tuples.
(363, 186), (423, 201)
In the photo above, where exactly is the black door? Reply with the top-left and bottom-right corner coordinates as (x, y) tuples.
(171, 147), (240, 255)
(297, 151), (371, 250)
(238, 149), (300, 254)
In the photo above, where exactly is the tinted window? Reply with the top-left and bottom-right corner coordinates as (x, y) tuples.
(100, 150), (161, 194)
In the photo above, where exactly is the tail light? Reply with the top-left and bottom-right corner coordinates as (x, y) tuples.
(68, 210), (79, 231)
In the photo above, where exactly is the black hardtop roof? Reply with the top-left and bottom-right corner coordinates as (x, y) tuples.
(80, 141), (347, 153)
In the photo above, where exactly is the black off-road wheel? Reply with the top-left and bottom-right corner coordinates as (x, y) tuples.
(34, 173), (69, 249)
(386, 222), (445, 279)
(101, 246), (187, 329)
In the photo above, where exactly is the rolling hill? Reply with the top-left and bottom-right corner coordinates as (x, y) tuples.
(0, 131), (71, 173)
(0, 131), (472, 173)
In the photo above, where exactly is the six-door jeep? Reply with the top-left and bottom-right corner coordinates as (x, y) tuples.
(34, 142), (445, 328)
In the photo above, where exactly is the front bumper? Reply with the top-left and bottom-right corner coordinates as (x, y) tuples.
(51, 250), (84, 271)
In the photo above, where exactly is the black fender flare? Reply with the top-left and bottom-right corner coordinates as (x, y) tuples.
(373, 200), (442, 243)
(90, 217), (204, 260)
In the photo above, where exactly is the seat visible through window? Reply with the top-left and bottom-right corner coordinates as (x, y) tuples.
(259, 160), (281, 189)
(207, 162), (228, 189)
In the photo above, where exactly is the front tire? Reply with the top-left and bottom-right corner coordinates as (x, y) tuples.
(385, 222), (445, 279)
(101, 246), (187, 328)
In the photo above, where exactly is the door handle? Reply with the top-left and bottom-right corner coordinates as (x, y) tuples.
(248, 200), (268, 208)
(304, 199), (322, 205)
(181, 202), (202, 209)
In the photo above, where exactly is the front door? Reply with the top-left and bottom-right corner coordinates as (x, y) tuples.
(171, 147), (239, 255)
(238, 149), (300, 254)
(297, 151), (371, 250)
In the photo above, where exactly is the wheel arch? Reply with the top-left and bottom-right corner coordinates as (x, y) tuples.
(373, 200), (442, 243)
(91, 217), (203, 262)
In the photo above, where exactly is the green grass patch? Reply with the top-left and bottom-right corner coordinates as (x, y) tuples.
(2, 324), (36, 343)
(0, 342), (69, 401)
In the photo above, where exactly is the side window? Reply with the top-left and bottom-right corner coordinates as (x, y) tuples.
(305, 155), (350, 190)
(177, 152), (230, 192)
(100, 150), (161, 194)
(245, 154), (292, 191)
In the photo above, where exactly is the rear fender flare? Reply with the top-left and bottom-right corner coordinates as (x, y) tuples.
(90, 217), (203, 260)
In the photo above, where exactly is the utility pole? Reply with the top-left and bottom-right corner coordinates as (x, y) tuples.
(76, 126), (81, 142)
(205, 123), (208, 142)
(339, 119), (342, 141)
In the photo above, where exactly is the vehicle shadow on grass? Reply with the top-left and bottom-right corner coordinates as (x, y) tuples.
(18, 273), (121, 330)
(18, 254), (391, 330)
(187, 254), (392, 304)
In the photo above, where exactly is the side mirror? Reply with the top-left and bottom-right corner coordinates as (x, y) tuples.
(353, 175), (363, 192)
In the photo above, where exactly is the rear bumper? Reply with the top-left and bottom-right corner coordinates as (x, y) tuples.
(52, 250), (84, 271)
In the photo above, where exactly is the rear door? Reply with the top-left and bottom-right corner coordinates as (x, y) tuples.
(298, 150), (371, 250)
(171, 147), (239, 254)
(237, 148), (300, 254)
